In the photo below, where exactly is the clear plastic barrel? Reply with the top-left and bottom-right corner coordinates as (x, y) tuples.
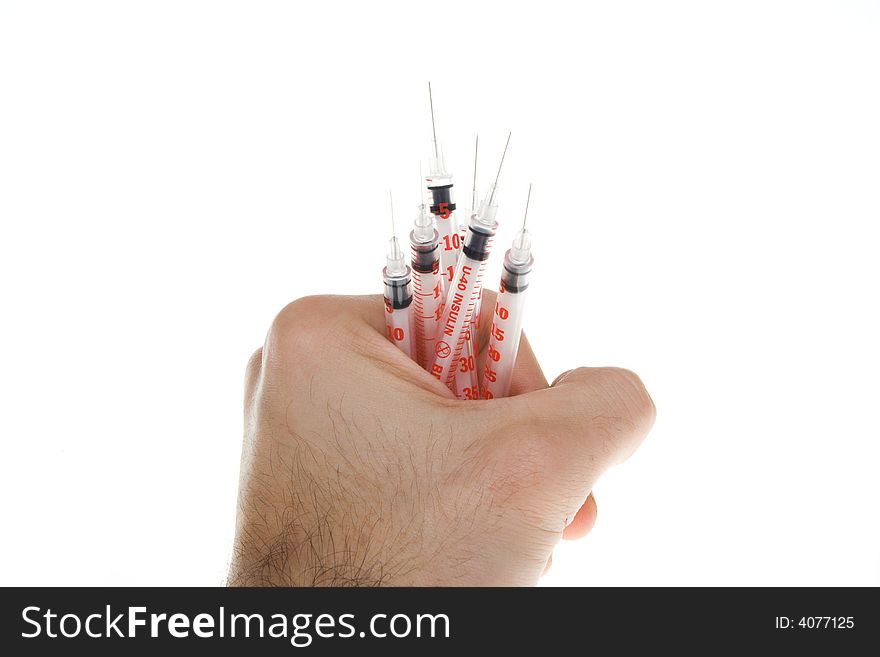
(430, 226), (495, 392)
(454, 292), (480, 398)
(481, 247), (533, 399)
(384, 296), (416, 362)
(410, 245), (443, 369)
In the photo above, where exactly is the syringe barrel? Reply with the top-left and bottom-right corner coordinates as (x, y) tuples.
(383, 265), (416, 361)
(383, 267), (413, 310)
(481, 250), (533, 399)
(499, 249), (533, 292)
(430, 221), (497, 390)
(409, 228), (440, 274)
(427, 175), (459, 285)
(427, 177), (456, 216)
(462, 225), (494, 261)
(410, 232), (443, 370)
(384, 298), (417, 362)
(454, 292), (480, 400)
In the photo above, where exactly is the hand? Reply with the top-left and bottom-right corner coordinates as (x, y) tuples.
(228, 292), (655, 586)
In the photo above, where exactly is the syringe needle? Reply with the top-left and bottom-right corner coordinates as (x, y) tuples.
(522, 183), (532, 231)
(488, 131), (512, 207)
(494, 132), (512, 187)
(383, 190), (416, 363)
(482, 181), (534, 399)
(389, 189), (396, 236)
(472, 134), (479, 211)
(428, 82), (438, 160)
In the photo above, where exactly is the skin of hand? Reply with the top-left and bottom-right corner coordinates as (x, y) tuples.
(228, 291), (655, 586)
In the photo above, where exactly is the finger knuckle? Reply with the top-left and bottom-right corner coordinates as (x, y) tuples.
(604, 367), (656, 430)
(246, 347), (263, 376)
(266, 295), (335, 363)
(559, 367), (655, 463)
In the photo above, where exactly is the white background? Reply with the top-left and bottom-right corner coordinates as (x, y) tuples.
(1, 1), (878, 586)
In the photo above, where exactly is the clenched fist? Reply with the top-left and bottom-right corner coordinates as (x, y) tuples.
(229, 293), (654, 586)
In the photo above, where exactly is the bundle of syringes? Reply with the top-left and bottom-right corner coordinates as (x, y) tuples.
(382, 84), (533, 401)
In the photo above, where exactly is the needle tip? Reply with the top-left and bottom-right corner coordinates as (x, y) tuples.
(389, 190), (395, 235)
(522, 184), (532, 230)
(428, 82), (438, 158)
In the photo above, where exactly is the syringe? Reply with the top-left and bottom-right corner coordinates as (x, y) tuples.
(431, 134), (511, 394)
(383, 192), (416, 361)
(409, 195), (443, 370)
(455, 316), (479, 399)
(453, 135), (481, 399)
(482, 185), (534, 399)
(425, 83), (460, 288)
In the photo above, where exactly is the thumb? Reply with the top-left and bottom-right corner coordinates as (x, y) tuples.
(490, 367), (655, 530)
(547, 366), (655, 465)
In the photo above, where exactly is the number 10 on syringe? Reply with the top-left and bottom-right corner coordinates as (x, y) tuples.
(482, 185), (534, 400)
